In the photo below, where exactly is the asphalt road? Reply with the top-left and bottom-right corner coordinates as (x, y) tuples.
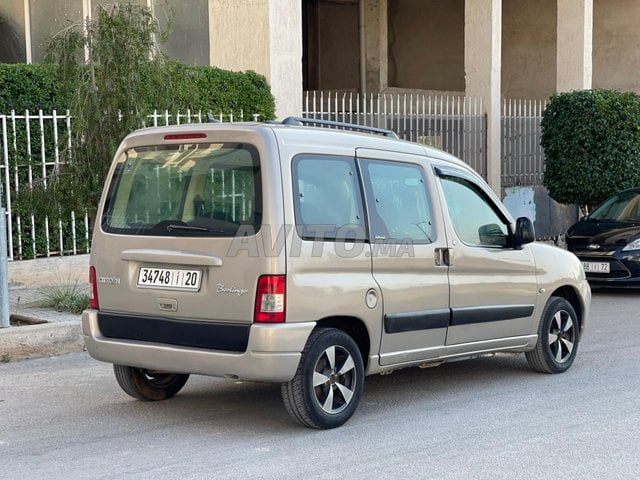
(1, 290), (638, 480)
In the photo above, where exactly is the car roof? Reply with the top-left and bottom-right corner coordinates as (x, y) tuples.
(124, 121), (472, 172)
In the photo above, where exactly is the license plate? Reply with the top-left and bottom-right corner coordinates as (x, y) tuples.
(582, 261), (610, 274)
(137, 267), (202, 291)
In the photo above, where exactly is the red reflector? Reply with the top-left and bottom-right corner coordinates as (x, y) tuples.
(163, 133), (207, 140)
(254, 275), (286, 323)
(89, 266), (99, 310)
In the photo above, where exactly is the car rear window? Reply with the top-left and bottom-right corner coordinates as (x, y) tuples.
(102, 143), (261, 236)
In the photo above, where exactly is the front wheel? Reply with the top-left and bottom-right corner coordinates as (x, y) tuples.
(526, 296), (580, 373)
(113, 364), (189, 401)
(281, 328), (364, 429)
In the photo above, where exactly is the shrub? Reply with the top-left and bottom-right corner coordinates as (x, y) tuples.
(541, 89), (640, 211)
(158, 63), (275, 119)
(0, 63), (70, 112)
(37, 281), (90, 314)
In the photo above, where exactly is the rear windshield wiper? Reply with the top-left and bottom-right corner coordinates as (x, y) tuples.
(166, 224), (226, 234)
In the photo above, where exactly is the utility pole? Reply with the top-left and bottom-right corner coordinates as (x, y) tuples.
(0, 179), (9, 328)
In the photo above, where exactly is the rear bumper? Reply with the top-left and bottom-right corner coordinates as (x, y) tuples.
(82, 310), (315, 382)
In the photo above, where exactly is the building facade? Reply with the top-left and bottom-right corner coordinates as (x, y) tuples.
(2, 0), (640, 191)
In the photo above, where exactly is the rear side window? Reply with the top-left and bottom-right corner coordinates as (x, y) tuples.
(102, 143), (261, 236)
(361, 160), (434, 243)
(292, 155), (366, 241)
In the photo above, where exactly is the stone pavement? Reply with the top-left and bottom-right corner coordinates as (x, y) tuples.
(0, 255), (88, 361)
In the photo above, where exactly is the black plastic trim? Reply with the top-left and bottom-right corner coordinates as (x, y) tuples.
(450, 305), (534, 326)
(97, 312), (250, 352)
(384, 309), (451, 334)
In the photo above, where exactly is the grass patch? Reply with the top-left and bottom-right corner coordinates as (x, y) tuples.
(38, 282), (90, 314)
(1, 353), (12, 363)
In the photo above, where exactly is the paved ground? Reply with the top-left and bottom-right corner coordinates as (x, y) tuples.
(0, 289), (638, 480)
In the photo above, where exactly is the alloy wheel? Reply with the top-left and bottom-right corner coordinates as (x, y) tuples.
(312, 345), (357, 414)
(548, 310), (576, 363)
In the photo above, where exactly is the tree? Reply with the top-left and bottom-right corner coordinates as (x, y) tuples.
(43, 2), (169, 216)
(541, 89), (640, 213)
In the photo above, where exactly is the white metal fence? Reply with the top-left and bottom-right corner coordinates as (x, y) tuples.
(0, 109), (85, 262)
(2, 100), (548, 261)
(501, 98), (547, 188)
(0, 109), (249, 261)
(303, 91), (487, 178)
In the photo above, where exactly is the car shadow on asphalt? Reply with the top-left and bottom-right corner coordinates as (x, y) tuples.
(95, 353), (540, 433)
(590, 287), (639, 296)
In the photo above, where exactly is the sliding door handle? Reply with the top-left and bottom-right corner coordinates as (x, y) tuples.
(435, 247), (453, 266)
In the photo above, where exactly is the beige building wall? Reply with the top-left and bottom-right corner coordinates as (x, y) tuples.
(209, 0), (302, 117)
(501, 0), (556, 99)
(209, 0), (271, 78)
(593, 0), (640, 93)
(388, 0), (465, 92)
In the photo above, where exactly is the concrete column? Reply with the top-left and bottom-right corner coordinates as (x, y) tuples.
(464, 0), (501, 193)
(209, 0), (302, 118)
(268, 0), (303, 117)
(362, 0), (388, 93)
(557, 0), (593, 92)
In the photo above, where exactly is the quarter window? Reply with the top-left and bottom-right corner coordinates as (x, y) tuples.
(440, 175), (509, 247)
(292, 156), (366, 241)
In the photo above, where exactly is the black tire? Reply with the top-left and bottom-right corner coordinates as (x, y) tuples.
(526, 296), (580, 374)
(113, 364), (189, 401)
(281, 328), (364, 429)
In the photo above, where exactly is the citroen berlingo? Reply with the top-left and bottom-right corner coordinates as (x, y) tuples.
(82, 117), (591, 429)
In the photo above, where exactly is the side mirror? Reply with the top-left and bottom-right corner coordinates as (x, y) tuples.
(514, 217), (535, 247)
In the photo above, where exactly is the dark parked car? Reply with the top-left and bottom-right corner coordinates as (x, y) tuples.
(566, 187), (640, 286)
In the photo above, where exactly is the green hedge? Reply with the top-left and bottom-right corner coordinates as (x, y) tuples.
(541, 89), (640, 209)
(1, 62), (275, 259)
(157, 62), (276, 119)
(0, 63), (70, 112)
(0, 62), (275, 118)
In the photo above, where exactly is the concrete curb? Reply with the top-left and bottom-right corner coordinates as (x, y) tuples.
(0, 321), (84, 361)
(4, 254), (89, 361)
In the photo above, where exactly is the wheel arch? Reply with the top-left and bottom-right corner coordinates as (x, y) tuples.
(549, 285), (584, 337)
(314, 316), (371, 369)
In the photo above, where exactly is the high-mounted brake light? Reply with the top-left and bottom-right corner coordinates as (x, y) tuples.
(163, 133), (207, 141)
(89, 266), (99, 310)
(254, 275), (286, 323)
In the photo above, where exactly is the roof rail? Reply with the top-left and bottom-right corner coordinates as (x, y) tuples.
(281, 116), (399, 139)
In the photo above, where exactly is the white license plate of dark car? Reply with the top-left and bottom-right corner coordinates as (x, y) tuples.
(137, 267), (202, 291)
(582, 261), (610, 274)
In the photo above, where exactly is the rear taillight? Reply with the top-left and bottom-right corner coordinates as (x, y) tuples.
(89, 266), (99, 310)
(254, 275), (286, 323)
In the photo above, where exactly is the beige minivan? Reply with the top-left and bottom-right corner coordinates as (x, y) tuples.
(82, 118), (591, 429)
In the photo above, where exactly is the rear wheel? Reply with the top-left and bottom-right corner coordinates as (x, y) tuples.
(113, 364), (189, 401)
(281, 328), (364, 429)
(526, 296), (579, 373)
